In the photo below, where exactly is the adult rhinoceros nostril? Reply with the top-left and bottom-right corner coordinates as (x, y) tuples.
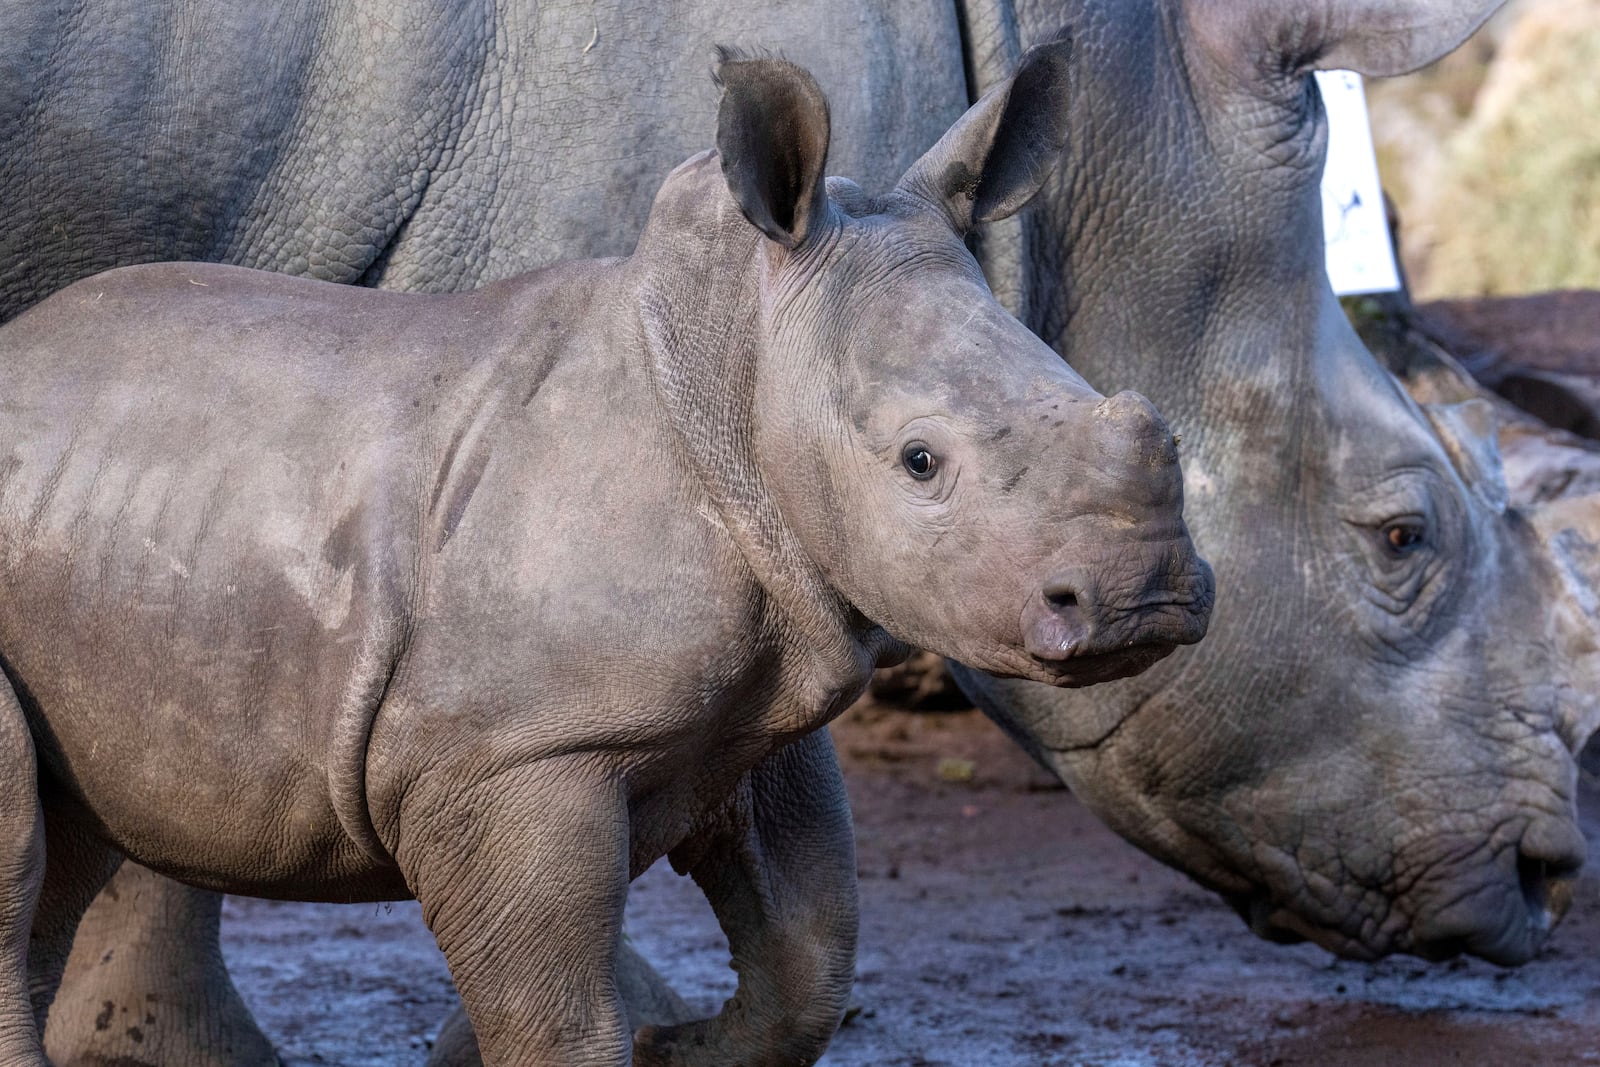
(1045, 588), (1079, 611)
(1519, 852), (1579, 932)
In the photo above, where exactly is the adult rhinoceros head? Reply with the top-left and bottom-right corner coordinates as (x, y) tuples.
(957, 0), (1596, 965)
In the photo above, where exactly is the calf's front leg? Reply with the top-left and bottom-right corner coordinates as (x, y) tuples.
(399, 762), (631, 1067)
(633, 730), (859, 1067)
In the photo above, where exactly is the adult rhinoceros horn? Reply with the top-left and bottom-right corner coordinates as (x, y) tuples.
(1186, 0), (1509, 78)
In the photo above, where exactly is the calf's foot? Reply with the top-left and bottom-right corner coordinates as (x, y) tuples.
(44, 864), (280, 1067)
(426, 939), (696, 1066)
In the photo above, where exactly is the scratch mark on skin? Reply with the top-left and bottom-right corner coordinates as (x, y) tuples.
(582, 23), (598, 53)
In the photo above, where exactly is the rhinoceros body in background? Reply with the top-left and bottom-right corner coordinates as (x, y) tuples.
(2, 0), (1597, 1062)
(0, 46), (1213, 1067)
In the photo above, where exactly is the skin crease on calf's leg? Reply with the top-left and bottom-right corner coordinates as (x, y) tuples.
(25, 805), (121, 1049)
(427, 943), (697, 1067)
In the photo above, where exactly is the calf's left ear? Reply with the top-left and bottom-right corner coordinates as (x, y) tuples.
(714, 51), (831, 250)
(1425, 398), (1509, 514)
(896, 30), (1074, 233)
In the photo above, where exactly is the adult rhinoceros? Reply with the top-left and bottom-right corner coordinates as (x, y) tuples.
(952, 0), (1600, 969)
(2, 0), (1595, 1064)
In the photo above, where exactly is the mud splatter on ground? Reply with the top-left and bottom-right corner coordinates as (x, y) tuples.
(222, 702), (1600, 1066)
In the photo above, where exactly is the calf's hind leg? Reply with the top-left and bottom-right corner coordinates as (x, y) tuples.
(26, 805), (121, 1042)
(45, 866), (280, 1067)
(0, 677), (46, 1064)
(400, 763), (632, 1067)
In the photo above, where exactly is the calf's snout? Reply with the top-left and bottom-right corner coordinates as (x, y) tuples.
(1020, 540), (1213, 687)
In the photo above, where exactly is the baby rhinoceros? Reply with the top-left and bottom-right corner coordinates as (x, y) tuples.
(0, 40), (1210, 1067)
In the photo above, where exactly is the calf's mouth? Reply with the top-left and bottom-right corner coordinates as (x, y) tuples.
(1028, 642), (1179, 688)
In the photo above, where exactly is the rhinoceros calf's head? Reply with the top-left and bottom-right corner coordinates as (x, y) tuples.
(957, 0), (1589, 967)
(634, 36), (1213, 691)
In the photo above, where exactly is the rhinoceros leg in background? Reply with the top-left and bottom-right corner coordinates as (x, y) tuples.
(428, 737), (861, 1066)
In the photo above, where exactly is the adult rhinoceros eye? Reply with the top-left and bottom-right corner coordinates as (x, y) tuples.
(901, 443), (938, 481)
(1381, 518), (1427, 556)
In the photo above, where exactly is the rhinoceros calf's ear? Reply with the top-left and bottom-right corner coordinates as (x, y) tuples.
(1424, 398), (1509, 514)
(1188, 0), (1508, 79)
(713, 50), (831, 250)
(896, 29), (1073, 232)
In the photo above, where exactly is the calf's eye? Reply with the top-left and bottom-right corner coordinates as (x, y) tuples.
(901, 443), (938, 480)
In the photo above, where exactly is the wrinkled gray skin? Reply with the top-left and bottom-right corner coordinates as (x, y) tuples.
(0, 45), (1212, 1067)
(956, 0), (1600, 969)
(3, 0), (1592, 1063)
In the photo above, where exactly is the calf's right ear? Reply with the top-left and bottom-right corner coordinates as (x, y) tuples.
(714, 50), (832, 250)
(896, 30), (1074, 233)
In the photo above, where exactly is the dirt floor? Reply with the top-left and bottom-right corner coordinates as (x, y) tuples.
(220, 700), (1600, 1066)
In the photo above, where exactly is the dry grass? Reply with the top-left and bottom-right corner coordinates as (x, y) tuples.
(1371, 0), (1600, 298)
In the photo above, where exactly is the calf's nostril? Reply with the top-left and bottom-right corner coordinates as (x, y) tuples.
(1021, 583), (1093, 662)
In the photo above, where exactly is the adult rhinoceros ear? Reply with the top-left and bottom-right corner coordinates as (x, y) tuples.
(1424, 398), (1509, 514)
(714, 50), (831, 250)
(1188, 0), (1508, 79)
(896, 29), (1073, 233)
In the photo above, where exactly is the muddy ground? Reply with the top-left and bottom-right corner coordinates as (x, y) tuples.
(220, 700), (1600, 1066)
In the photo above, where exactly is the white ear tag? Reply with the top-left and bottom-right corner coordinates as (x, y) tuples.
(1317, 70), (1403, 297)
